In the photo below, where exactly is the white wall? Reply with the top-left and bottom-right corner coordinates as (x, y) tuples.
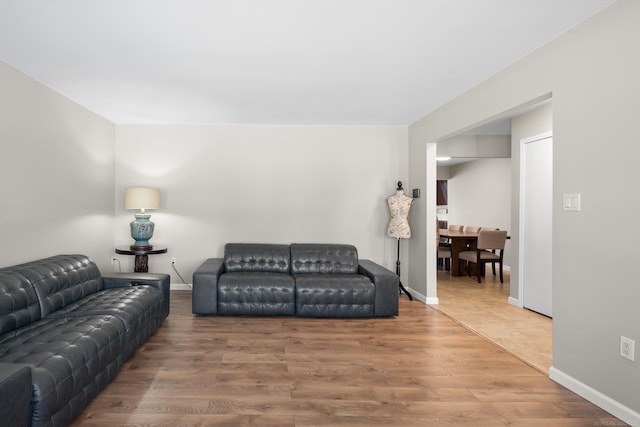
(409, 0), (640, 422)
(114, 124), (409, 284)
(446, 158), (512, 268)
(0, 61), (115, 270)
(437, 134), (511, 158)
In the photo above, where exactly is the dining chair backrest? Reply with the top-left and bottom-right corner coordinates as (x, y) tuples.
(477, 230), (507, 251)
(464, 225), (481, 233)
(448, 224), (463, 231)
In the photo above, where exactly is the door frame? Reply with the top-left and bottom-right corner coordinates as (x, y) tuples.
(517, 131), (553, 311)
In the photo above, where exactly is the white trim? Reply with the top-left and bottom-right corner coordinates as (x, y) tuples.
(507, 296), (520, 307)
(405, 287), (429, 304)
(520, 131), (552, 145)
(170, 283), (192, 290)
(549, 367), (640, 426)
(425, 296), (439, 305)
(426, 142), (439, 305)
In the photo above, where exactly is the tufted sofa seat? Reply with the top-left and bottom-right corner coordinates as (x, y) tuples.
(218, 244), (295, 315)
(0, 254), (170, 427)
(192, 243), (398, 318)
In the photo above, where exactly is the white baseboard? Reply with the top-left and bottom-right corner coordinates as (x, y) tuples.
(170, 283), (192, 290)
(507, 296), (521, 307)
(425, 296), (438, 304)
(402, 287), (428, 304)
(549, 367), (640, 426)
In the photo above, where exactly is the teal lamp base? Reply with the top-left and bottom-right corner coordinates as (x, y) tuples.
(130, 213), (155, 250)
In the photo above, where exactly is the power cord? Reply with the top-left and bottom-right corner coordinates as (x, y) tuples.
(171, 260), (191, 289)
(111, 257), (121, 273)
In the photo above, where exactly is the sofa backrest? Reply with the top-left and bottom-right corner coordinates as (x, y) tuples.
(0, 270), (42, 337)
(10, 255), (103, 318)
(290, 243), (359, 275)
(224, 243), (291, 274)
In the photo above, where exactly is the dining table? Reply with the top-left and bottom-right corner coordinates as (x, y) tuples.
(439, 229), (510, 277)
(439, 229), (480, 276)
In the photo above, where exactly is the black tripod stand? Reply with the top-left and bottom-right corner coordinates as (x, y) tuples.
(395, 238), (413, 300)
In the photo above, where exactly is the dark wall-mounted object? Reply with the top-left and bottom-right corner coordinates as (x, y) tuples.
(412, 188), (420, 198)
(436, 180), (448, 205)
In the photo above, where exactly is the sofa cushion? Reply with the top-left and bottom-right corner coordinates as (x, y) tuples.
(294, 274), (375, 317)
(0, 362), (31, 427)
(9, 255), (103, 318)
(45, 285), (165, 357)
(224, 243), (291, 274)
(290, 243), (359, 274)
(218, 272), (295, 315)
(0, 315), (126, 427)
(0, 270), (42, 335)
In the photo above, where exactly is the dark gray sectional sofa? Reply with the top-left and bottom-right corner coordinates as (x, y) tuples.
(0, 254), (170, 427)
(192, 243), (399, 317)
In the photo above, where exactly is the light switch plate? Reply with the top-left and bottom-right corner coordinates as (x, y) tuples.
(563, 193), (581, 211)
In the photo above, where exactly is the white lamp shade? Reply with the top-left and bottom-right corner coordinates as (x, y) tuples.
(125, 187), (160, 210)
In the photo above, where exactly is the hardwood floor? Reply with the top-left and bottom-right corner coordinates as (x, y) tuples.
(70, 289), (624, 426)
(434, 268), (553, 374)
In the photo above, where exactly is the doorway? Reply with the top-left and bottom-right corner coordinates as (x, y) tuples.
(520, 133), (553, 317)
(432, 100), (553, 370)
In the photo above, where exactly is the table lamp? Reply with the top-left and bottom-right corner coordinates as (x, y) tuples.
(125, 187), (160, 250)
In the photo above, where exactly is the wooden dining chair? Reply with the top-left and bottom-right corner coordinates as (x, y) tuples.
(436, 219), (451, 271)
(438, 224), (464, 270)
(441, 225), (462, 246)
(461, 225), (481, 251)
(458, 229), (508, 283)
(438, 223), (462, 270)
(480, 227), (499, 275)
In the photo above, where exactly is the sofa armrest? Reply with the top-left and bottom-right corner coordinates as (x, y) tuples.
(102, 272), (169, 288)
(102, 272), (171, 318)
(358, 260), (399, 317)
(0, 362), (32, 427)
(192, 258), (225, 314)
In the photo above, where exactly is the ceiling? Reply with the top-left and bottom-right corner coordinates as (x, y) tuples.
(0, 0), (617, 125)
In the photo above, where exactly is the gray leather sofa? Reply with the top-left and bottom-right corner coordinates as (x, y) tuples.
(192, 243), (399, 317)
(0, 254), (170, 427)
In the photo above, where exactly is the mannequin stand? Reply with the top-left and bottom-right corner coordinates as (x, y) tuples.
(395, 238), (413, 301)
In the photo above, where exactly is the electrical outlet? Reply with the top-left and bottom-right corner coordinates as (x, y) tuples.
(620, 336), (635, 361)
(170, 257), (177, 265)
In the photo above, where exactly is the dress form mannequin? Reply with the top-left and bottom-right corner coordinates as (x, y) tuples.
(387, 181), (413, 300)
(387, 188), (413, 239)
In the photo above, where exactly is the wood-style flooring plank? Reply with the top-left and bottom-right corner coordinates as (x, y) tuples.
(435, 268), (553, 373)
(69, 290), (625, 426)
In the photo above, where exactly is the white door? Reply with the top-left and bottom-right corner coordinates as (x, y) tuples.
(521, 134), (553, 317)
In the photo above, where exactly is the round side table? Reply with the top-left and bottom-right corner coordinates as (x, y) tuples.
(115, 247), (167, 273)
